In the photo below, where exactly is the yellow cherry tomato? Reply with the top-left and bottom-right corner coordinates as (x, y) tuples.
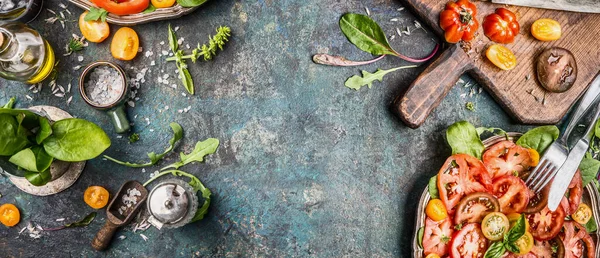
(507, 213), (530, 232)
(514, 232), (535, 255)
(111, 27), (139, 61)
(482, 212), (510, 241)
(425, 199), (448, 221)
(531, 18), (562, 41)
(486, 44), (517, 71)
(528, 149), (540, 167)
(0, 204), (20, 227)
(425, 254), (441, 258)
(84, 186), (110, 209)
(572, 203), (593, 225)
(151, 0), (175, 8)
(78, 11), (110, 43)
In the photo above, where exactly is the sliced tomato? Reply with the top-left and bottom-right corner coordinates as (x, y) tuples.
(530, 238), (565, 258)
(438, 156), (464, 214)
(560, 221), (595, 258)
(527, 206), (565, 241)
(492, 175), (529, 213)
(90, 0), (149, 16)
(454, 192), (500, 225)
(525, 184), (549, 214)
(438, 154), (492, 214)
(560, 170), (583, 216)
(423, 217), (453, 256)
(483, 141), (535, 179)
(449, 223), (489, 258)
(459, 154), (492, 194)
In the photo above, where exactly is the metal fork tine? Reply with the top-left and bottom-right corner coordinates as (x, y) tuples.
(525, 159), (549, 186)
(526, 161), (551, 190)
(531, 166), (559, 193)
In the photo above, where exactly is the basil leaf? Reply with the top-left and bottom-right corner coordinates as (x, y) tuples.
(446, 121), (485, 159)
(579, 157), (600, 187)
(65, 212), (96, 228)
(339, 13), (396, 56)
(417, 226), (425, 249)
(505, 214), (526, 243)
(36, 116), (53, 144)
(43, 118), (111, 162)
(168, 24), (178, 53)
(25, 169), (51, 186)
(484, 241), (506, 258)
(142, 4), (156, 14)
(0, 114), (31, 156)
(2, 97), (15, 109)
(84, 7), (108, 22)
(516, 126), (559, 154)
(505, 241), (520, 254)
(178, 65), (194, 95)
(428, 175), (439, 199)
(161, 138), (219, 170)
(176, 0), (208, 8)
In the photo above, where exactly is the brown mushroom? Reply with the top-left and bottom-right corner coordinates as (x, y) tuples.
(536, 47), (577, 93)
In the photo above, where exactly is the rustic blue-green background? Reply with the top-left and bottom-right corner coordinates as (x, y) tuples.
(1, 0), (534, 256)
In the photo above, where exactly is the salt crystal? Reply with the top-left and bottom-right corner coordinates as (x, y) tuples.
(140, 234), (148, 242)
(145, 51), (153, 57)
(396, 28), (402, 36)
(186, 44), (190, 49)
(174, 26), (180, 31)
(163, 74), (169, 79)
(67, 83), (71, 93)
(390, 18), (398, 22)
(365, 7), (370, 16)
(127, 101), (135, 107)
(162, 50), (168, 56)
(177, 38), (184, 45)
(397, 7), (405, 11)
(55, 218), (65, 222)
(149, 129), (154, 132)
(66, 96), (73, 105)
(25, 95), (33, 100)
(160, 41), (165, 45)
(119, 235), (126, 240)
(151, 61), (155, 66)
(59, 3), (67, 9)
(138, 47), (143, 53)
(117, 135), (123, 139)
(142, 168), (146, 173)
(77, 56), (84, 62)
(73, 65), (82, 71)
(145, 118), (150, 125)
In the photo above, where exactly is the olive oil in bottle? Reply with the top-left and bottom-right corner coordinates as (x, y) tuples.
(0, 22), (54, 84)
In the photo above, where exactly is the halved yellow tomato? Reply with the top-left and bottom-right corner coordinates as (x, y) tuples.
(78, 12), (110, 43)
(486, 44), (517, 71)
(111, 27), (139, 61)
(0, 203), (20, 227)
(514, 232), (534, 255)
(151, 0), (175, 8)
(572, 203), (592, 225)
(507, 213), (530, 232)
(84, 186), (110, 209)
(425, 199), (448, 222)
(482, 212), (509, 241)
(425, 254), (441, 258)
(531, 18), (562, 41)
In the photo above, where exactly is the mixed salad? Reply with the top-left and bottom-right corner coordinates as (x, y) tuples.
(418, 121), (599, 258)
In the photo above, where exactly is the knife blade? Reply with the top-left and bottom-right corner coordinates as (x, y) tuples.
(491, 0), (600, 13)
(547, 139), (590, 211)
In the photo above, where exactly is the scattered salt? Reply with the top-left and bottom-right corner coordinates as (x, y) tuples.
(365, 7), (370, 16)
(55, 218), (65, 222)
(84, 66), (124, 106)
(140, 234), (148, 242)
(77, 56), (84, 62)
(160, 41), (165, 45)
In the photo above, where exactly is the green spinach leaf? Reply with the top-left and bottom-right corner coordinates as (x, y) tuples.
(339, 13), (397, 56)
(516, 126), (559, 154)
(0, 108), (39, 129)
(476, 127), (508, 137)
(0, 114), (31, 156)
(84, 7), (108, 22)
(25, 169), (51, 186)
(9, 146), (53, 173)
(142, 4), (156, 14)
(36, 116), (53, 144)
(417, 226), (425, 249)
(484, 241), (506, 258)
(176, 0), (208, 8)
(2, 97), (15, 109)
(43, 118), (111, 162)
(428, 175), (439, 199)
(446, 121), (485, 159)
(585, 216), (598, 233)
(579, 157), (600, 187)
(161, 138), (219, 170)
(345, 66), (417, 90)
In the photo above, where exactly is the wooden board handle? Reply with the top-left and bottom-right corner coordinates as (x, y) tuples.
(92, 220), (119, 251)
(394, 45), (472, 128)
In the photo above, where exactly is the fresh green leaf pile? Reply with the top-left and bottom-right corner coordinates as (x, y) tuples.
(165, 25), (231, 95)
(43, 119), (111, 162)
(484, 214), (527, 258)
(84, 7), (108, 22)
(446, 121), (485, 159)
(515, 125), (559, 154)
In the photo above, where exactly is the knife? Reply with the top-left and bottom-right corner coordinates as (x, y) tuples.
(490, 0), (600, 13)
(547, 100), (600, 211)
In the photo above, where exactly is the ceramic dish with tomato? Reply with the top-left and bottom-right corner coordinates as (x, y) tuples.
(412, 122), (600, 258)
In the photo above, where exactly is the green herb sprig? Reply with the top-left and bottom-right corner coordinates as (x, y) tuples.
(165, 25), (231, 95)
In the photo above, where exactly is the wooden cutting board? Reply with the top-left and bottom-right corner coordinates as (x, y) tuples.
(393, 0), (600, 128)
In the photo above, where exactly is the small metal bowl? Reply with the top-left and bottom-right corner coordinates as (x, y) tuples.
(0, 0), (44, 23)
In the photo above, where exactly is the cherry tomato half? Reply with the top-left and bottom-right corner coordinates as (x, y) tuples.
(454, 192), (500, 225)
(572, 203), (593, 225)
(90, 0), (149, 16)
(151, 0), (175, 8)
(426, 199), (449, 222)
(439, 0), (479, 43)
(531, 18), (562, 41)
(486, 44), (517, 71)
(78, 12), (110, 43)
(483, 8), (520, 44)
(450, 223), (489, 258)
(514, 231), (535, 255)
(0, 203), (20, 227)
(527, 206), (565, 241)
(423, 217), (453, 257)
(481, 212), (509, 241)
(111, 27), (139, 61)
(492, 175), (529, 214)
(84, 186), (110, 209)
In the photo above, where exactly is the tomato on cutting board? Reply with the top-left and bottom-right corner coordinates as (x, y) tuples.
(483, 8), (520, 44)
(439, 0), (479, 43)
(0, 203), (20, 227)
(527, 206), (565, 241)
(483, 140), (535, 179)
(561, 221), (595, 258)
(531, 18), (562, 41)
(449, 223), (489, 258)
(111, 27), (139, 61)
(91, 0), (149, 16)
(423, 217), (453, 257)
(492, 175), (529, 214)
(485, 44), (517, 71)
(84, 186), (110, 209)
(78, 12), (110, 43)
(437, 154), (491, 214)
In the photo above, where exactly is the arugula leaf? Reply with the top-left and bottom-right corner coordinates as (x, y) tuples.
(484, 241), (506, 258)
(339, 13), (397, 56)
(585, 216), (598, 233)
(84, 7), (108, 22)
(176, 0), (208, 8)
(516, 126), (559, 154)
(142, 4), (156, 14)
(2, 97), (15, 109)
(344, 66), (417, 90)
(104, 123), (183, 167)
(428, 175), (439, 199)
(36, 116), (52, 144)
(161, 138), (219, 170)
(446, 121), (485, 159)
(579, 157), (600, 187)
(417, 226), (425, 249)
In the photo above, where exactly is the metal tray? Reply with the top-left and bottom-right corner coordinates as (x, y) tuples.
(412, 133), (600, 258)
(68, 0), (202, 26)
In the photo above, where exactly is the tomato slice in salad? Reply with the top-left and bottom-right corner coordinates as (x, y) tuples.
(560, 170), (583, 216)
(527, 238), (565, 258)
(525, 184), (549, 214)
(454, 192), (500, 225)
(492, 175), (530, 214)
(561, 221), (595, 258)
(423, 217), (453, 257)
(527, 206), (565, 241)
(449, 223), (489, 258)
(438, 154), (491, 214)
(483, 141), (535, 179)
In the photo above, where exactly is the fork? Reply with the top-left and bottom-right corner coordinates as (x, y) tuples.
(525, 73), (600, 193)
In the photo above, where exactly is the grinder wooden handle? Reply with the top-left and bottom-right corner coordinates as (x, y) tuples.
(393, 44), (472, 128)
(92, 220), (120, 251)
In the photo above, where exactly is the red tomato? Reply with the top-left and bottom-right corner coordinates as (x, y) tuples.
(449, 223), (489, 258)
(439, 0), (479, 43)
(560, 221), (595, 258)
(454, 192), (500, 225)
(527, 206), (565, 241)
(482, 8), (520, 44)
(560, 170), (583, 216)
(483, 141), (535, 179)
(492, 175), (529, 213)
(423, 217), (453, 256)
(437, 154), (491, 214)
(529, 238), (565, 258)
(90, 0), (149, 15)
(525, 184), (549, 214)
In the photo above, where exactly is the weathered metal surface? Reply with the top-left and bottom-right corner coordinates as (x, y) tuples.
(0, 0), (535, 256)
